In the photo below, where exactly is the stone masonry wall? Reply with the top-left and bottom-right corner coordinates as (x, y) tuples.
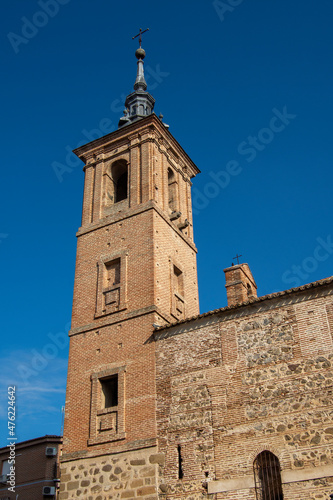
(59, 447), (164, 500)
(155, 288), (333, 499)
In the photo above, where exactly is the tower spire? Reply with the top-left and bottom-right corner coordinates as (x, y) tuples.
(118, 29), (155, 128)
(132, 28), (150, 91)
(133, 44), (147, 91)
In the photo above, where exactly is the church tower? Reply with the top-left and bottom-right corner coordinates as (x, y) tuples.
(60, 35), (200, 499)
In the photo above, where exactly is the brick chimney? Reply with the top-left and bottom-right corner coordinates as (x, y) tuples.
(224, 263), (257, 306)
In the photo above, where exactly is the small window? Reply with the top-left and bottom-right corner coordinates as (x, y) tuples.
(101, 375), (118, 408)
(171, 263), (185, 319)
(105, 259), (121, 288)
(177, 445), (184, 479)
(96, 252), (128, 318)
(89, 366), (126, 445)
(102, 258), (121, 313)
(174, 265), (184, 296)
(1, 460), (10, 476)
(115, 171), (128, 202)
(168, 168), (177, 212)
(254, 451), (283, 500)
(104, 160), (128, 209)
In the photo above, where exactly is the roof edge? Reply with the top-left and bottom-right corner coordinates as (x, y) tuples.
(154, 275), (333, 332)
(0, 435), (62, 452)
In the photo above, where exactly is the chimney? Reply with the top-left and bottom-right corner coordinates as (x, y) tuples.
(224, 263), (257, 306)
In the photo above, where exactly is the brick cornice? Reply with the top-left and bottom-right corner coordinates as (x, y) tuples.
(76, 200), (197, 252)
(69, 304), (173, 337)
(60, 438), (157, 463)
(73, 113), (200, 178)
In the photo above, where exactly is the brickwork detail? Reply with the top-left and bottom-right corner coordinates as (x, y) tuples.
(224, 263), (257, 306)
(61, 114), (200, 498)
(296, 302), (333, 356)
(282, 477), (333, 500)
(0, 436), (61, 500)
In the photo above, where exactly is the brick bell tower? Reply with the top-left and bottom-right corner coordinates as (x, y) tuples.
(60, 34), (200, 499)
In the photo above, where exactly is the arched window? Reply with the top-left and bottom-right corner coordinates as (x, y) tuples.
(104, 160), (128, 209)
(254, 451), (283, 500)
(111, 161), (128, 203)
(168, 168), (177, 212)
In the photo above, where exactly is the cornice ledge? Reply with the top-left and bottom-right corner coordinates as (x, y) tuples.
(70, 304), (163, 337)
(61, 438), (158, 463)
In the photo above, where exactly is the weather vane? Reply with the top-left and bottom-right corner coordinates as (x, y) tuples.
(132, 28), (149, 48)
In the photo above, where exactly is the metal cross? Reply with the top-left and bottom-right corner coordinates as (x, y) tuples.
(132, 28), (149, 47)
(233, 254), (242, 265)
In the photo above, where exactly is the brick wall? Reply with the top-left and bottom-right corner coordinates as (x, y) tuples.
(0, 435), (61, 500)
(61, 114), (200, 498)
(224, 263), (257, 306)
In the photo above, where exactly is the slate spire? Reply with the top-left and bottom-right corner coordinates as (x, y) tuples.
(118, 29), (155, 128)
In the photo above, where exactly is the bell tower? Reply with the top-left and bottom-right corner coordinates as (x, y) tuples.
(60, 36), (200, 499)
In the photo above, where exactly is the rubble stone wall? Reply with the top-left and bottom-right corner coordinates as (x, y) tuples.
(155, 290), (333, 499)
(59, 447), (164, 500)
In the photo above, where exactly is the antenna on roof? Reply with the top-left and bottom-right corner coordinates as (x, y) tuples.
(60, 406), (65, 436)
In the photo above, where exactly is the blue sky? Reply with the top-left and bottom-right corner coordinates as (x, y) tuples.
(1, 0), (332, 445)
